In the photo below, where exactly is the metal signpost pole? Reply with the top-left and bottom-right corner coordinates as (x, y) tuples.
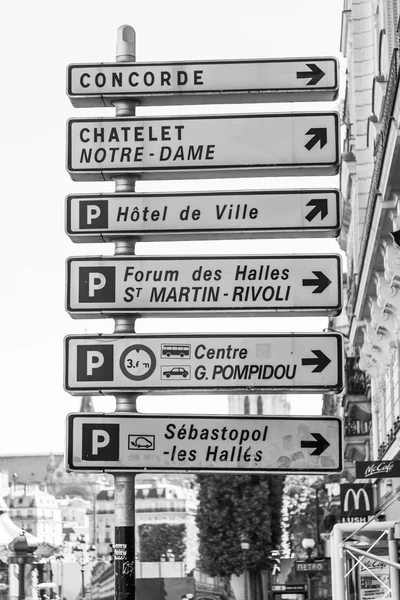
(113, 25), (138, 600)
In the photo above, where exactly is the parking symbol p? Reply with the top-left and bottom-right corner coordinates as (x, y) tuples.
(82, 423), (119, 461)
(78, 266), (116, 303)
(77, 345), (114, 381)
(79, 200), (108, 229)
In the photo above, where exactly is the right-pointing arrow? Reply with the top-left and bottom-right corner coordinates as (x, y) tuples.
(301, 350), (331, 373)
(301, 433), (330, 456)
(296, 63), (326, 86)
(302, 271), (332, 294)
(305, 128), (327, 151)
(305, 198), (328, 222)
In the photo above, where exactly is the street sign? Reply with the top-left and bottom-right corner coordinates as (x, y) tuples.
(65, 189), (341, 242)
(272, 586), (307, 592)
(67, 57), (339, 107)
(355, 460), (400, 479)
(65, 413), (343, 474)
(66, 254), (342, 318)
(64, 332), (344, 395)
(295, 560), (329, 572)
(66, 113), (340, 181)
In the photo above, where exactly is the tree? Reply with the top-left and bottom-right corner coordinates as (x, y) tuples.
(139, 523), (186, 562)
(196, 473), (285, 596)
(281, 475), (329, 557)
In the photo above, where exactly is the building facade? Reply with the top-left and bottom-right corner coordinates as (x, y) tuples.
(6, 488), (63, 546)
(325, 0), (400, 519)
(89, 476), (199, 571)
(228, 394), (291, 416)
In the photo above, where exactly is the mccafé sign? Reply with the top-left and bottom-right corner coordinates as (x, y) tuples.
(340, 483), (374, 521)
(355, 460), (400, 479)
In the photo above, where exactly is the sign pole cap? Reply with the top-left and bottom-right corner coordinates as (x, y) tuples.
(116, 25), (136, 62)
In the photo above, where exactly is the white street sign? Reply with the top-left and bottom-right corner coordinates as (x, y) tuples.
(65, 189), (341, 242)
(67, 57), (339, 107)
(66, 413), (343, 474)
(66, 255), (342, 318)
(66, 113), (340, 181)
(64, 333), (344, 394)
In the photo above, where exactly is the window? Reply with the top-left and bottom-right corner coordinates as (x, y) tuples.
(257, 396), (263, 415)
(244, 396), (250, 415)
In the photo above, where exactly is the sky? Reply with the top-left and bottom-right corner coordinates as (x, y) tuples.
(0, 0), (345, 454)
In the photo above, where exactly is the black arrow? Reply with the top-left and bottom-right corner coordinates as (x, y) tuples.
(296, 63), (325, 86)
(305, 198), (328, 222)
(301, 350), (331, 373)
(305, 128), (327, 151)
(301, 433), (330, 456)
(302, 271), (332, 294)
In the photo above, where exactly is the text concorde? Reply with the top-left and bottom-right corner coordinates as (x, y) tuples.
(67, 58), (339, 106)
(66, 255), (342, 318)
(64, 333), (344, 395)
(65, 190), (341, 242)
(66, 113), (340, 181)
(66, 414), (343, 474)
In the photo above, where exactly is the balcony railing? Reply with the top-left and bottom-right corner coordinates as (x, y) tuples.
(344, 418), (370, 437)
(347, 48), (400, 318)
(378, 416), (400, 458)
(345, 357), (369, 395)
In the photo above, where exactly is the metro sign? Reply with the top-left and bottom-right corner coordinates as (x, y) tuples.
(295, 560), (329, 572)
(66, 113), (340, 181)
(64, 332), (344, 395)
(67, 57), (339, 107)
(65, 189), (341, 242)
(66, 413), (343, 474)
(66, 254), (342, 318)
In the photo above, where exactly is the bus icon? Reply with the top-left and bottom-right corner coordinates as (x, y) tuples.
(161, 344), (191, 358)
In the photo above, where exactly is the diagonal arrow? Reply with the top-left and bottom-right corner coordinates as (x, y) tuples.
(302, 271), (332, 294)
(305, 128), (327, 151)
(305, 198), (328, 222)
(296, 63), (325, 86)
(301, 433), (330, 456)
(302, 350), (331, 373)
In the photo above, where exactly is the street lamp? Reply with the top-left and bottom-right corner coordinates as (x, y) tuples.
(73, 536), (96, 600)
(301, 538), (315, 600)
(240, 533), (250, 600)
(301, 538), (315, 561)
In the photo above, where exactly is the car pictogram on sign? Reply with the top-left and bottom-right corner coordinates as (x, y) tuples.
(162, 366), (190, 379)
(128, 435), (155, 450)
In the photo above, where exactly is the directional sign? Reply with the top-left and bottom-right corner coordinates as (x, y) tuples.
(66, 413), (343, 474)
(67, 57), (339, 107)
(66, 113), (340, 181)
(65, 189), (341, 242)
(66, 254), (342, 318)
(64, 332), (344, 395)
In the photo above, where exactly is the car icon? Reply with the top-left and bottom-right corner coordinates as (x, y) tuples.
(163, 367), (189, 378)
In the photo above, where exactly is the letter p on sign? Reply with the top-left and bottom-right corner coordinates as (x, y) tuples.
(78, 266), (116, 303)
(82, 423), (120, 461)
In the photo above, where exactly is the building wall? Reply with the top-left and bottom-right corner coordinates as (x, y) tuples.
(90, 477), (199, 571)
(338, 0), (400, 514)
(228, 394), (291, 416)
(7, 489), (63, 546)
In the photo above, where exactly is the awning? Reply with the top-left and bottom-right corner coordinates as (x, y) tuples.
(348, 402), (372, 423)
